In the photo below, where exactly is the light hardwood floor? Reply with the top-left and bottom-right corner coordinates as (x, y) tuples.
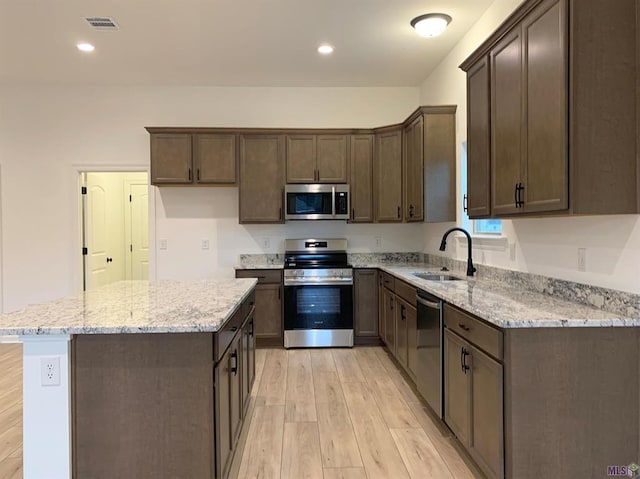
(239, 347), (482, 479)
(0, 344), (481, 479)
(0, 343), (23, 479)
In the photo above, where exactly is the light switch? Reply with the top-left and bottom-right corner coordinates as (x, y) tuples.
(159, 239), (167, 250)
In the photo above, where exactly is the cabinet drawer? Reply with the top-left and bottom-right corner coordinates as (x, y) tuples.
(382, 272), (395, 291)
(214, 307), (244, 363)
(235, 269), (283, 284)
(395, 279), (416, 305)
(444, 304), (503, 360)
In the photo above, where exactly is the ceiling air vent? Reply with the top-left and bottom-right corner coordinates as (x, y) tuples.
(84, 17), (119, 30)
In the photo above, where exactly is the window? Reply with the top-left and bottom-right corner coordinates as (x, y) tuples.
(460, 142), (502, 235)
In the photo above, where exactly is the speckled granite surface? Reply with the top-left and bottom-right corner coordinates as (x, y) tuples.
(423, 253), (640, 320)
(235, 251), (639, 328)
(379, 265), (638, 328)
(0, 279), (257, 335)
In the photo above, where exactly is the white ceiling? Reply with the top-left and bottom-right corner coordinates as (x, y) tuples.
(0, 0), (494, 87)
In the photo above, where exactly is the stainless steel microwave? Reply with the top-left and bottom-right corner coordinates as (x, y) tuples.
(284, 184), (350, 220)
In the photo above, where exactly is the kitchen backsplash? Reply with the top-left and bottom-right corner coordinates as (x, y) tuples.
(347, 252), (422, 266)
(424, 253), (640, 319)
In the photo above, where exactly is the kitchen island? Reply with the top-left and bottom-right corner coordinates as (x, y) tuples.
(0, 279), (257, 479)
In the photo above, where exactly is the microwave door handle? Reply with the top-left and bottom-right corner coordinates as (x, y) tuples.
(331, 186), (336, 218)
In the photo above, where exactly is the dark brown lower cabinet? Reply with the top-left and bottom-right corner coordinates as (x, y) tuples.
(382, 287), (395, 353)
(354, 269), (379, 342)
(405, 300), (418, 379)
(241, 311), (256, 416)
(378, 273), (386, 342)
(395, 296), (409, 369)
(235, 269), (283, 346)
(73, 293), (257, 479)
(444, 329), (472, 446)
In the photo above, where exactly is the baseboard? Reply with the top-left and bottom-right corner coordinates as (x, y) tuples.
(0, 335), (19, 343)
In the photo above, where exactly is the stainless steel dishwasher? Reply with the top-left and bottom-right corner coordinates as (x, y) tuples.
(416, 290), (443, 417)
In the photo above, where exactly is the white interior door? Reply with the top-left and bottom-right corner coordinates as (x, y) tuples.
(84, 173), (126, 290)
(128, 182), (149, 280)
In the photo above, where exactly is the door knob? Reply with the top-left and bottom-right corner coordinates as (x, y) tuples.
(106, 257), (113, 263)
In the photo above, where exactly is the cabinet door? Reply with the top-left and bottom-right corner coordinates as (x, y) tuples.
(286, 135), (316, 183)
(403, 117), (424, 222)
(378, 273), (386, 343)
(247, 313), (255, 395)
(229, 335), (243, 446)
(444, 329), (471, 446)
(395, 297), (409, 369)
(354, 269), (379, 337)
(425, 111), (456, 222)
(470, 346), (504, 479)
(383, 288), (396, 353)
(242, 318), (251, 416)
(150, 133), (193, 184)
(194, 134), (237, 184)
(254, 284), (283, 341)
(317, 135), (349, 183)
(466, 57), (491, 218)
(215, 347), (232, 479)
(239, 135), (285, 223)
(350, 135), (374, 222)
(375, 129), (403, 222)
(522, 0), (568, 213)
(406, 302), (418, 380)
(490, 27), (523, 215)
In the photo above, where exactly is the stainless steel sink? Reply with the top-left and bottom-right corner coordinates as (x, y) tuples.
(412, 272), (464, 281)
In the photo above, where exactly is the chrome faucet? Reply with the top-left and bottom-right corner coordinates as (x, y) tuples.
(439, 227), (476, 277)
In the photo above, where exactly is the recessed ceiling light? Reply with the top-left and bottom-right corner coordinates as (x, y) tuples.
(77, 42), (95, 52)
(317, 44), (334, 55)
(411, 13), (452, 38)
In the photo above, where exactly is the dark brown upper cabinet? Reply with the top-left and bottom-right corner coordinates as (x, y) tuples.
(461, 0), (639, 217)
(466, 58), (491, 218)
(194, 134), (237, 185)
(239, 135), (285, 224)
(150, 133), (193, 184)
(148, 131), (237, 186)
(286, 135), (349, 184)
(374, 128), (403, 222)
(403, 117), (424, 222)
(424, 107), (457, 222)
(349, 135), (374, 223)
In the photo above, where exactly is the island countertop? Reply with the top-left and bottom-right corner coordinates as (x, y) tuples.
(0, 279), (257, 335)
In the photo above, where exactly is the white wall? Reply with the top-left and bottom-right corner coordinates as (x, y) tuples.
(0, 86), (419, 312)
(419, 0), (640, 295)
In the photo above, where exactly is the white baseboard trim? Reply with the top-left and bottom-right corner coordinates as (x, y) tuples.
(0, 335), (20, 343)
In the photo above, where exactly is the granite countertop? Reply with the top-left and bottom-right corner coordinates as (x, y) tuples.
(0, 279), (257, 335)
(234, 263), (284, 270)
(372, 263), (637, 328)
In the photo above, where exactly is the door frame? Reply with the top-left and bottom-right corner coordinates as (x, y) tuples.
(73, 165), (154, 293)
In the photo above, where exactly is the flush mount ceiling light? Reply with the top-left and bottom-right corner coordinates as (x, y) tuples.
(76, 42), (95, 52)
(317, 44), (334, 55)
(410, 13), (452, 38)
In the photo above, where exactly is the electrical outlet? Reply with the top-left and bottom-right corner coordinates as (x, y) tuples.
(577, 248), (586, 272)
(159, 239), (168, 250)
(40, 357), (60, 387)
(261, 237), (271, 249)
(509, 243), (516, 261)
(201, 239), (210, 250)
(375, 237), (382, 248)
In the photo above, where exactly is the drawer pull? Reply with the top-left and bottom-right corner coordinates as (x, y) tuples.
(458, 323), (470, 332)
(231, 326), (238, 332)
(231, 350), (238, 376)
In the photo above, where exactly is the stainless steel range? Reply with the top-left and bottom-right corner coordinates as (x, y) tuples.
(283, 239), (353, 348)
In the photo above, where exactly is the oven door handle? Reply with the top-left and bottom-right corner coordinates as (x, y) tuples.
(284, 279), (353, 286)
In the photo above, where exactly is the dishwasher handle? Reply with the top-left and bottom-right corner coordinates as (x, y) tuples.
(416, 295), (441, 309)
